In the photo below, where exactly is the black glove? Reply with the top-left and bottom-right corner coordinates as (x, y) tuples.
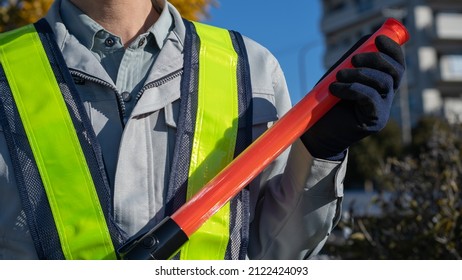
(301, 35), (405, 160)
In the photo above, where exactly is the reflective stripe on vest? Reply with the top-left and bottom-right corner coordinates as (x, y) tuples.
(166, 20), (252, 260)
(179, 21), (239, 260)
(0, 23), (117, 259)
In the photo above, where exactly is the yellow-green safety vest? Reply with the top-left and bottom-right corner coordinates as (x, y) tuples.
(0, 18), (252, 259)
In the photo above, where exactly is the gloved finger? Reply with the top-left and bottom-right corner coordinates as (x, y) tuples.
(336, 68), (394, 97)
(329, 82), (391, 129)
(316, 34), (371, 84)
(351, 52), (404, 90)
(330, 81), (392, 114)
(329, 82), (381, 104)
(375, 35), (405, 66)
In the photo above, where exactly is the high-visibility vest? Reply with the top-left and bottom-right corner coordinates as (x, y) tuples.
(0, 19), (252, 259)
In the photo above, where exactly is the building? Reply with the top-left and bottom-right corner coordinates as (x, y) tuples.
(320, 0), (462, 143)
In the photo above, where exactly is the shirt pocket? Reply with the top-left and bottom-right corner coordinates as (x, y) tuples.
(245, 92), (279, 141)
(165, 91), (280, 139)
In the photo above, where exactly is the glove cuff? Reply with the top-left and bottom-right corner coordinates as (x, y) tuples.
(300, 132), (347, 161)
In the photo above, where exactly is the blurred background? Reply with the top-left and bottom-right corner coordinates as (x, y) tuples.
(2, 0), (462, 259)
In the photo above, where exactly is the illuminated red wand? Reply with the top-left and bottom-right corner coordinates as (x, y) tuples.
(118, 18), (410, 260)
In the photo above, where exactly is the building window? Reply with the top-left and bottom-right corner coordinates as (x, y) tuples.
(450, 57), (462, 77)
(440, 55), (462, 81)
(436, 12), (462, 39)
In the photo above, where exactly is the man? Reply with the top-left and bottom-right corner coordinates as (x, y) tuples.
(0, 0), (405, 259)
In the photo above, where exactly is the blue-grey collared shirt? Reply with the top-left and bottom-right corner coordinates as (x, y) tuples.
(61, 0), (173, 119)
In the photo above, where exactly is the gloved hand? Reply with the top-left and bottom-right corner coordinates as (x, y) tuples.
(301, 35), (405, 160)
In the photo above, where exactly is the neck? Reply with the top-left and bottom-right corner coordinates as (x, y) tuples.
(70, 0), (162, 47)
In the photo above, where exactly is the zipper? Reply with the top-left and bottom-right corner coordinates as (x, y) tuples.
(70, 68), (184, 123)
(69, 69), (126, 122)
(135, 69), (183, 102)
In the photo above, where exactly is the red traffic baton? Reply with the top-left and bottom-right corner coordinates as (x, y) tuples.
(118, 18), (410, 260)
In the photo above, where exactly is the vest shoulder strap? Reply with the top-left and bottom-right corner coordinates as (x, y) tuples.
(166, 20), (253, 260)
(0, 20), (124, 259)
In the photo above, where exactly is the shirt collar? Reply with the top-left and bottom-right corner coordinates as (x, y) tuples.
(60, 0), (173, 51)
(150, 1), (173, 49)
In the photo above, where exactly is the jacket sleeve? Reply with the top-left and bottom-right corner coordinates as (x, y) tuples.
(244, 37), (347, 260)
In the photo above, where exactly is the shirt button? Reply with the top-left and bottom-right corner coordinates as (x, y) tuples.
(105, 37), (116, 47)
(138, 37), (146, 47)
(122, 91), (132, 102)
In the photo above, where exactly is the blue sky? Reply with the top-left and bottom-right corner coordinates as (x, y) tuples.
(204, 0), (326, 104)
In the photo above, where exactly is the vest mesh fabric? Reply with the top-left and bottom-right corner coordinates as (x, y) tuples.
(0, 64), (63, 259)
(165, 19), (200, 217)
(165, 19), (200, 260)
(226, 30), (253, 260)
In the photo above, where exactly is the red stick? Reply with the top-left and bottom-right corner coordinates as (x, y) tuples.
(118, 18), (410, 260)
(171, 18), (410, 237)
